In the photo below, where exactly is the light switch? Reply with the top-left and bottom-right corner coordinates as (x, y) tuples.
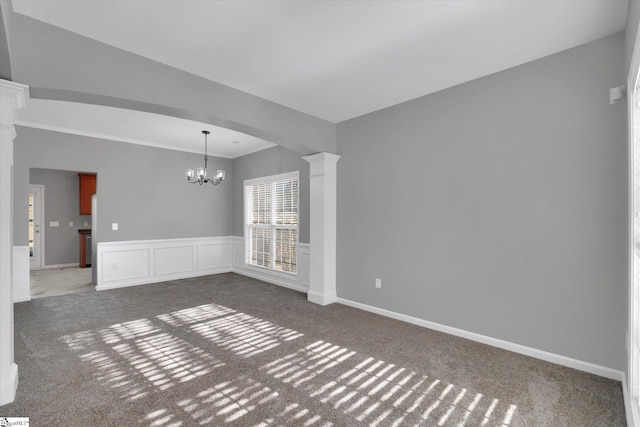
(68, 221), (74, 227)
(49, 221), (59, 227)
(112, 223), (118, 231)
(83, 221), (89, 227)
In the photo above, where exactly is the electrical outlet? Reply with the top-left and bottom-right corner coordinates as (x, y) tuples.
(375, 278), (382, 289)
(68, 221), (74, 227)
(111, 263), (118, 270)
(49, 221), (59, 227)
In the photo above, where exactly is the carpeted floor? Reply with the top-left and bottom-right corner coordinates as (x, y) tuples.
(2, 273), (625, 426)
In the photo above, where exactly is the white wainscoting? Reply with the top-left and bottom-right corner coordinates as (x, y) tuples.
(96, 237), (232, 291)
(231, 236), (310, 293)
(12, 246), (30, 303)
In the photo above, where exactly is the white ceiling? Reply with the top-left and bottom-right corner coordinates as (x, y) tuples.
(11, 0), (629, 153)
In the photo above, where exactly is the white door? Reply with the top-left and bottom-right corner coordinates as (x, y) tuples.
(29, 185), (44, 269)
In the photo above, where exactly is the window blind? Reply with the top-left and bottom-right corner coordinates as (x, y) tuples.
(245, 172), (298, 274)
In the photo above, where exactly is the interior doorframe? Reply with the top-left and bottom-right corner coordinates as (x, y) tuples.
(28, 184), (45, 269)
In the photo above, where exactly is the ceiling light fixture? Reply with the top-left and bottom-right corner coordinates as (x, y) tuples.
(185, 130), (225, 186)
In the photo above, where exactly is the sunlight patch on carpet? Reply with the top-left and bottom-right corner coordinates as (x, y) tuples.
(62, 318), (225, 402)
(259, 340), (519, 426)
(187, 311), (304, 358)
(61, 302), (517, 426)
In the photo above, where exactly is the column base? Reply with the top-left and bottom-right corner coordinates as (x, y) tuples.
(0, 363), (18, 405)
(307, 290), (337, 306)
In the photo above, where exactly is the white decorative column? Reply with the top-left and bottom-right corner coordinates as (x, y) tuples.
(0, 79), (28, 405)
(303, 152), (340, 306)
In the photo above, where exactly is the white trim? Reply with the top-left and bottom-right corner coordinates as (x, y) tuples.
(244, 170), (299, 186)
(0, 81), (28, 113)
(231, 236), (309, 293)
(28, 184), (44, 269)
(94, 236), (309, 293)
(303, 153), (340, 306)
(624, 372), (639, 427)
(337, 297), (624, 381)
(96, 237), (232, 291)
(233, 265), (307, 294)
(0, 363), (18, 406)
(0, 79), (29, 406)
(244, 170), (300, 274)
(40, 263), (78, 270)
(12, 246), (30, 303)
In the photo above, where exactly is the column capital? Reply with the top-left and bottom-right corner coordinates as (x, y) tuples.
(302, 152), (341, 166)
(303, 152), (340, 179)
(0, 80), (29, 126)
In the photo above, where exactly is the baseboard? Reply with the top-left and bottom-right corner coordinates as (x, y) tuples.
(307, 289), (337, 306)
(232, 266), (308, 294)
(96, 266), (232, 291)
(337, 297), (624, 381)
(624, 372), (640, 427)
(0, 363), (18, 405)
(40, 263), (78, 269)
(231, 236), (309, 293)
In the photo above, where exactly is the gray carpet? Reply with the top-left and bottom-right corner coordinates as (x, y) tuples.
(2, 273), (625, 426)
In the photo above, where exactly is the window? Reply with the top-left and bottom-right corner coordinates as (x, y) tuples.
(245, 171), (299, 274)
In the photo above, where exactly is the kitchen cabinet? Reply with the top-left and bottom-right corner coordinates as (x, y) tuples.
(78, 229), (91, 268)
(78, 173), (96, 215)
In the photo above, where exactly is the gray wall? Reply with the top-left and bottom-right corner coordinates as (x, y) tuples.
(628, 0), (640, 74)
(0, 0), (13, 80)
(14, 127), (232, 246)
(232, 146), (310, 243)
(29, 169), (91, 266)
(337, 33), (627, 370)
(7, 12), (335, 155)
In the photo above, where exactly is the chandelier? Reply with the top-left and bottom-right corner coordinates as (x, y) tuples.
(185, 130), (226, 186)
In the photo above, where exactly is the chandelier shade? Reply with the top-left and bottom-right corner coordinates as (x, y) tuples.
(185, 130), (226, 186)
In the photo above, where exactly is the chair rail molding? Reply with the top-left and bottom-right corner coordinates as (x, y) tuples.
(0, 79), (29, 405)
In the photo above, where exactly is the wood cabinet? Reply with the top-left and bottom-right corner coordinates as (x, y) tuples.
(78, 229), (91, 268)
(78, 173), (96, 215)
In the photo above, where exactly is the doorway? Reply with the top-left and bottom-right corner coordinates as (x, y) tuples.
(28, 185), (44, 269)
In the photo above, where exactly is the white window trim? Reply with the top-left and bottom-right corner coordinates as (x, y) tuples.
(244, 171), (299, 276)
